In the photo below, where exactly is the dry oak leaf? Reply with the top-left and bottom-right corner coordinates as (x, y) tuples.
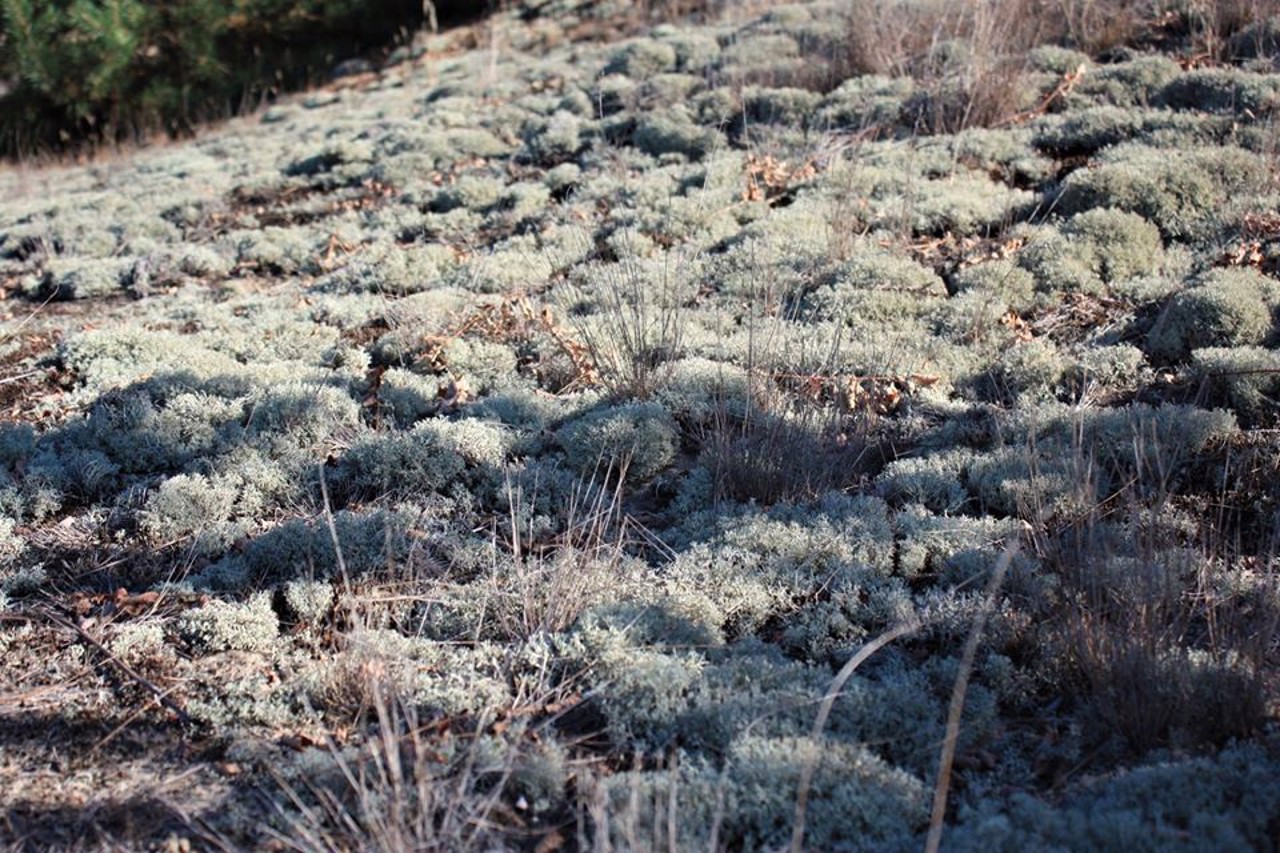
(1000, 311), (1035, 342)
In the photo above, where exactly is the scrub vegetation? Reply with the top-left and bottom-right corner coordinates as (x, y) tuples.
(1, 0), (1279, 849)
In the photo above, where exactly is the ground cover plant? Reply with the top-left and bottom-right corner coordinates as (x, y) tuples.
(1, 0), (1280, 849)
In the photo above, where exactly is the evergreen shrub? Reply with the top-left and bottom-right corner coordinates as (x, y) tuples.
(0, 0), (427, 154)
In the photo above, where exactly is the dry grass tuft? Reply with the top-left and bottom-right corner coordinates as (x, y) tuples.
(259, 683), (521, 853)
(488, 466), (646, 641)
(1034, 430), (1279, 756)
(840, 0), (1280, 133)
(700, 400), (880, 506)
(843, 0), (1061, 133)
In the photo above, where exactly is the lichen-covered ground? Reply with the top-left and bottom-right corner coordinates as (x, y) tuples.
(2, 1), (1280, 849)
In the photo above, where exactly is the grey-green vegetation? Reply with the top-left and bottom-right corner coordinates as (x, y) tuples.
(2, 0), (1279, 850)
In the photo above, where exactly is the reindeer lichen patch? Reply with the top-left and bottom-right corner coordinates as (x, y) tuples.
(180, 592), (278, 653)
(557, 401), (678, 481)
(1057, 143), (1269, 241)
(4, 2), (1280, 848)
(1147, 268), (1280, 362)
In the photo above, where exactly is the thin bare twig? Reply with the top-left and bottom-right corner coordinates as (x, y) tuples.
(994, 63), (1088, 128)
(0, 369), (41, 385)
(33, 607), (194, 728)
(0, 287), (58, 346)
(1207, 368), (1280, 377)
(91, 695), (162, 755)
(318, 462), (353, 597)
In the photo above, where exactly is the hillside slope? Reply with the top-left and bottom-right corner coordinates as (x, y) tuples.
(1, 1), (1279, 849)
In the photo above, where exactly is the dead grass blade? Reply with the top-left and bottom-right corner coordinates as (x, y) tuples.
(924, 543), (1018, 853)
(790, 618), (920, 853)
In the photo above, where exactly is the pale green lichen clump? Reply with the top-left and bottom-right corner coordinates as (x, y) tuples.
(1, 0), (1278, 849)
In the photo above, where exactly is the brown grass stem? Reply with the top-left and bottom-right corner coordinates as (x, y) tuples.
(790, 618), (920, 853)
(924, 543), (1018, 853)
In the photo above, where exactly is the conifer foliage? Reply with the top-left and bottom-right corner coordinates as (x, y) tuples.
(0, 0), (425, 155)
